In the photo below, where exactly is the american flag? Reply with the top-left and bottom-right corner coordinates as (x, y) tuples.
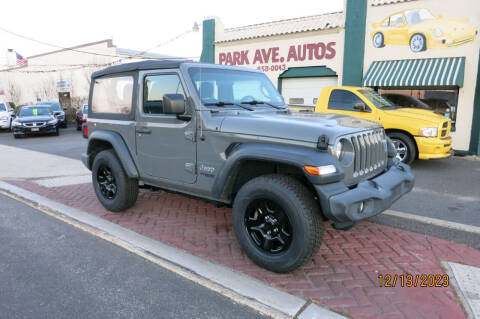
(16, 53), (27, 67)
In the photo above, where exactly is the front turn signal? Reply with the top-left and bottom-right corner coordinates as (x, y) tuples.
(304, 165), (337, 176)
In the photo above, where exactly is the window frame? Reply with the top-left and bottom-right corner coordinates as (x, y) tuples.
(140, 71), (190, 118)
(88, 71), (138, 121)
(327, 89), (371, 112)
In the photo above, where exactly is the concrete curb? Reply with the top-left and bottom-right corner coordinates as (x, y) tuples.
(383, 210), (480, 235)
(0, 181), (346, 319)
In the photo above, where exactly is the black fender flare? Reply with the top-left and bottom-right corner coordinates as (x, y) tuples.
(212, 143), (344, 200)
(83, 130), (139, 179)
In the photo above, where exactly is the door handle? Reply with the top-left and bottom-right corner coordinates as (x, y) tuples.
(136, 127), (151, 134)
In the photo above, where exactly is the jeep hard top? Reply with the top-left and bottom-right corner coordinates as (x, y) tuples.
(82, 60), (414, 272)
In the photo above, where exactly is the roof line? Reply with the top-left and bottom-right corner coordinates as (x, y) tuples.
(223, 11), (344, 32)
(27, 39), (115, 59)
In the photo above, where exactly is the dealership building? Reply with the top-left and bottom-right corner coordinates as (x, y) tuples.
(200, 0), (480, 155)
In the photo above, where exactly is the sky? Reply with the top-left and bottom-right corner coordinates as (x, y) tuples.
(0, 0), (343, 65)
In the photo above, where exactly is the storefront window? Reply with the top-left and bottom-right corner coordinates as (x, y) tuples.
(379, 89), (459, 130)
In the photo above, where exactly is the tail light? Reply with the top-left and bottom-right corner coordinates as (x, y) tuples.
(83, 118), (88, 137)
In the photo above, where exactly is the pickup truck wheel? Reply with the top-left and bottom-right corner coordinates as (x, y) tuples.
(92, 149), (138, 212)
(233, 174), (323, 273)
(387, 132), (416, 164)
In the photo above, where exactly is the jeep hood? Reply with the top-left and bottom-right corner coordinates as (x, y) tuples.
(383, 108), (447, 125)
(219, 110), (381, 144)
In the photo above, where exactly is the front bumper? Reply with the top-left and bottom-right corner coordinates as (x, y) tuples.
(416, 136), (452, 160)
(13, 125), (58, 136)
(0, 120), (10, 129)
(430, 32), (477, 48)
(314, 162), (414, 229)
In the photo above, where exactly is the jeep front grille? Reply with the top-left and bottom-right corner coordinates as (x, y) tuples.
(341, 129), (388, 185)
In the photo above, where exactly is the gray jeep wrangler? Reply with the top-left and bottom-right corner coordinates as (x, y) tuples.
(82, 60), (414, 273)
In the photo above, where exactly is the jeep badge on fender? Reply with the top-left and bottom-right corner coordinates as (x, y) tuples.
(82, 60), (414, 273)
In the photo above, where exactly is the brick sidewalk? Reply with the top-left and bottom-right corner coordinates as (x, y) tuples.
(7, 179), (480, 319)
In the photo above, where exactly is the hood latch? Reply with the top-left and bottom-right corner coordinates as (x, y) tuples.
(317, 134), (329, 151)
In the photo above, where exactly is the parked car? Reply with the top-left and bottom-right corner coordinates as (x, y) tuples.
(76, 103), (88, 130)
(0, 101), (14, 131)
(381, 93), (433, 110)
(309, 86), (452, 164)
(37, 101), (68, 127)
(82, 60), (414, 273)
(371, 8), (478, 53)
(12, 105), (59, 138)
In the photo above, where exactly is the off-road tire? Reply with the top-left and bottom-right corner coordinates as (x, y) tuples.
(233, 174), (323, 273)
(387, 132), (417, 164)
(92, 149), (138, 212)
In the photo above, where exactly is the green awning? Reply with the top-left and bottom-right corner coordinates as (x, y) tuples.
(363, 57), (465, 88)
(279, 66), (337, 78)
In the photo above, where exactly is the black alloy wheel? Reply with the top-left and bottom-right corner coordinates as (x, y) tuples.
(245, 199), (292, 254)
(233, 174), (323, 273)
(97, 164), (117, 200)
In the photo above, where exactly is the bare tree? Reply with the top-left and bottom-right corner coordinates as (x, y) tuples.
(41, 77), (57, 101)
(7, 81), (22, 105)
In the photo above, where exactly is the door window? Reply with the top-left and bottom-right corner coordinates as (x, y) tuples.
(143, 74), (185, 114)
(328, 90), (365, 111)
(389, 13), (404, 27)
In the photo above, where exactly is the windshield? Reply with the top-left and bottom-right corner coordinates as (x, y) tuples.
(19, 107), (53, 117)
(405, 9), (435, 25)
(0, 103), (6, 112)
(358, 89), (396, 109)
(188, 67), (284, 108)
(38, 101), (61, 111)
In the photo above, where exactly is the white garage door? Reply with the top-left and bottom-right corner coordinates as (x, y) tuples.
(282, 76), (338, 107)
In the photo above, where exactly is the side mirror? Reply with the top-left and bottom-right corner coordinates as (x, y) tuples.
(163, 94), (185, 114)
(11, 114), (16, 119)
(353, 102), (367, 112)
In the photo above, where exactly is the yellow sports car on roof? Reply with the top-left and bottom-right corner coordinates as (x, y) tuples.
(371, 8), (478, 53)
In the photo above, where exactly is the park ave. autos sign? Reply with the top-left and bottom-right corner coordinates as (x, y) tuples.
(217, 41), (337, 73)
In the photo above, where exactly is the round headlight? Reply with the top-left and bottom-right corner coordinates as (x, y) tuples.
(330, 138), (355, 166)
(330, 140), (343, 159)
(338, 138), (355, 166)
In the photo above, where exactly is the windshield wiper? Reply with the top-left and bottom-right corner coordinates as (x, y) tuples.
(204, 101), (254, 111)
(241, 100), (286, 110)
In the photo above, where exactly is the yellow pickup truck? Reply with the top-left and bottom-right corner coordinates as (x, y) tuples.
(308, 86), (452, 164)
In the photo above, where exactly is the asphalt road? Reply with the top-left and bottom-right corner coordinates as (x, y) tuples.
(0, 194), (265, 319)
(0, 125), (86, 160)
